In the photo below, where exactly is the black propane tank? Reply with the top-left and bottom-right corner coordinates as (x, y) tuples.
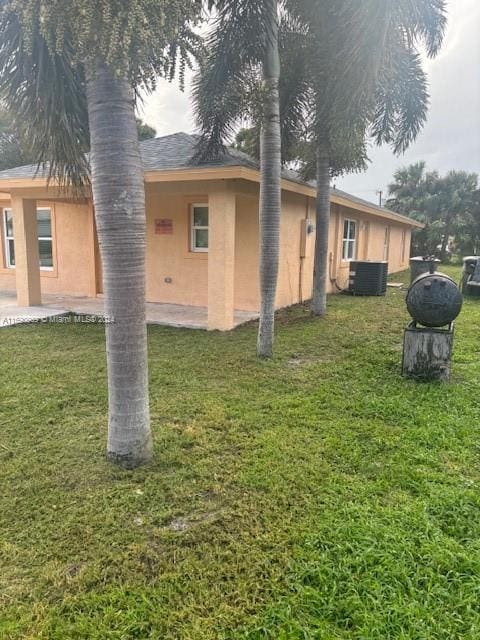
(406, 271), (463, 328)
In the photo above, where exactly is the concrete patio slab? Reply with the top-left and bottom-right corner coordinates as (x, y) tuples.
(0, 304), (67, 327)
(0, 290), (258, 330)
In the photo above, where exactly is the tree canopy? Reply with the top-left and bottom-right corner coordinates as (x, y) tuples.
(0, 107), (37, 171)
(386, 162), (480, 258)
(135, 118), (156, 141)
(0, 109), (157, 172)
(0, 0), (201, 185)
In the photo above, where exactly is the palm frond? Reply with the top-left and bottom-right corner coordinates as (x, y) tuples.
(393, 0), (447, 57)
(278, 26), (312, 163)
(371, 40), (428, 154)
(0, 4), (90, 187)
(193, 0), (283, 162)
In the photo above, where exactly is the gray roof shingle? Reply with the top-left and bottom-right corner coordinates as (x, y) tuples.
(0, 131), (415, 225)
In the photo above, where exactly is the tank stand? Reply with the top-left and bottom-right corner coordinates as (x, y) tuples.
(402, 321), (454, 382)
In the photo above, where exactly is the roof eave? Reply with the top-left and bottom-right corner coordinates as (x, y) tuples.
(0, 164), (423, 228)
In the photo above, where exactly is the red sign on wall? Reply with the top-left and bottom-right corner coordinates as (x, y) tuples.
(155, 218), (173, 235)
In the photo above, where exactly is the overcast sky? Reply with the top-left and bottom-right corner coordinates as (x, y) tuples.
(139, 0), (480, 206)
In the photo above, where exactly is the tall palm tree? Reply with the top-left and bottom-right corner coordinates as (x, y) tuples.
(386, 162), (441, 255)
(436, 171), (479, 261)
(0, 1), (201, 468)
(285, 0), (447, 315)
(258, 0), (281, 359)
(194, 0), (282, 359)
(387, 163), (479, 259)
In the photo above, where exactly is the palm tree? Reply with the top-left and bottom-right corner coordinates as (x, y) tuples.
(136, 119), (157, 141)
(387, 163), (479, 259)
(387, 162), (443, 255)
(0, 1), (201, 468)
(0, 107), (37, 171)
(194, 0), (282, 359)
(434, 170), (479, 262)
(284, 0), (447, 315)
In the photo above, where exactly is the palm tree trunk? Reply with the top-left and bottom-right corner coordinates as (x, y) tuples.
(257, 0), (281, 358)
(312, 139), (330, 316)
(86, 61), (152, 468)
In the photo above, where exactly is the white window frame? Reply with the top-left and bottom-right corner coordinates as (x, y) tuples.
(342, 218), (357, 261)
(2, 207), (54, 271)
(401, 229), (406, 263)
(3, 208), (15, 268)
(383, 226), (390, 262)
(190, 203), (209, 253)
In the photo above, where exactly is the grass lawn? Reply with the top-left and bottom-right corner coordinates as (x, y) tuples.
(1, 265), (480, 639)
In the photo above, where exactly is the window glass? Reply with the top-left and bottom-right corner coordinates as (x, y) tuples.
(383, 226), (390, 261)
(191, 204), (209, 252)
(7, 239), (15, 266)
(3, 208), (53, 269)
(39, 239), (53, 268)
(37, 209), (53, 268)
(401, 230), (406, 262)
(5, 210), (13, 237)
(342, 219), (357, 261)
(37, 209), (52, 238)
(3, 209), (14, 268)
(193, 207), (208, 228)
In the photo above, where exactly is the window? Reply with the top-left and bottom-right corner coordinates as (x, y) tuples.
(401, 230), (407, 263)
(3, 207), (53, 270)
(37, 209), (53, 268)
(191, 204), (208, 252)
(383, 226), (390, 261)
(342, 219), (357, 260)
(3, 209), (14, 268)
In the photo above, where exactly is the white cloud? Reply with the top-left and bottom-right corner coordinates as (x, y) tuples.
(138, 69), (196, 136)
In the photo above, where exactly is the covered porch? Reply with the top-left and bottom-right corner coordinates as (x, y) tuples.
(0, 180), (256, 331)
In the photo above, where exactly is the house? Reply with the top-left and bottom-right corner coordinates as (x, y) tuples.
(0, 132), (421, 330)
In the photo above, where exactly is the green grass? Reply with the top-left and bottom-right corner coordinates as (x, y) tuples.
(1, 265), (480, 639)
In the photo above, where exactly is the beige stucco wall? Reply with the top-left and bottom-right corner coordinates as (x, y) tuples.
(144, 188), (209, 307)
(327, 203), (411, 290)
(0, 180), (413, 313)
(0, 200), (96, 297)
(234, 194), (259, 311)
(233, 189), (316, 312)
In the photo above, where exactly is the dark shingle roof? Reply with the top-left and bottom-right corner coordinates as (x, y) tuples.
(0, 163), (47, 180)
(0, 131), (416, 225)
(0, 132), (256, 179)
(140, 132), (258, 171)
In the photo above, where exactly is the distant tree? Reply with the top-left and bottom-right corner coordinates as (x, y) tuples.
(136, 118), (156, 141)
(453, 189), (480, 256)
(437, 171), (479, 260)
(387, 163), (479, 260)
(231, 127), (259, 159)
(0, 108), (36, 170)
(386, 162), (440, 255)
(0, 111), (156, 172)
